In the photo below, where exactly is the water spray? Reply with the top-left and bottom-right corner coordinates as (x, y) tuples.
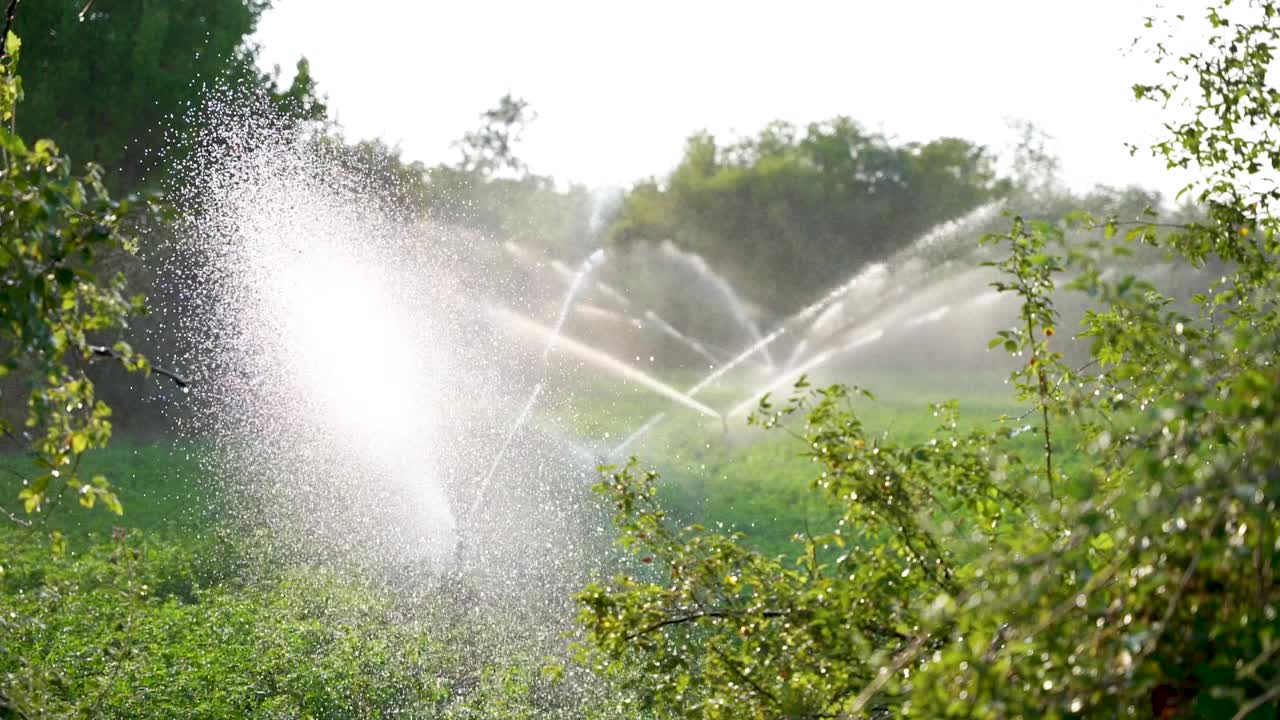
(470, 248), (607, 520)
(659, 240), (774, 368)
(488, 305), (721, 420)
(608, 202), (1007, 455)
(642, 310), (722, 366)
(726, 329), (885, 418)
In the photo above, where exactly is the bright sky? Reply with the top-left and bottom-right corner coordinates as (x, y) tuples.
(254, 1), (1200, 198)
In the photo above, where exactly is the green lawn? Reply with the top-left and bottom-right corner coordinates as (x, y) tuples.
(553, 367), (1031, 554)
(1, 367), (1079, 717)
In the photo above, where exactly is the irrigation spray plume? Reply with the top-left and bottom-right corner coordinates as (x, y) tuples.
(158, 87), (1019, 644)
(473, 248), (607, 514)
(726, 329), (885, 418)
(608, 201), (1006, 455)
(505, 241), (726, 369)
(472, 382), (544, 513)
(574, 303), (636, 326)
(488, 305), (721, 419)
(609, 411), (668, 460)
(659, 240), (773, 368)
(783, 339), (810, 372)
(545, 248), (606, 361)
(643, 309), (722, 366)
(905, 305), (952, 328)
(507, 240), (631, 309)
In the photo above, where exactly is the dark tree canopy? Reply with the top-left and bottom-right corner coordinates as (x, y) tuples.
(15, 0), (323, 191)
(607, 119), (1011, 314)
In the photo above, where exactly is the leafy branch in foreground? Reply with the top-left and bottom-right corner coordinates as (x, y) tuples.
(576, 2), (1280, 718)
(576, 385), (1029, 719)
(0, 30), (161, 544)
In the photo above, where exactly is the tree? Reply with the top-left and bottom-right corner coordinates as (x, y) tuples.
(0, 29), (160, 548)
(606, 119), (1010, 315)
(420, 94), (596, 257)
(576, 3), (1280, 718)
(454, 93), (535, 177)
(15, 0), (324, 192)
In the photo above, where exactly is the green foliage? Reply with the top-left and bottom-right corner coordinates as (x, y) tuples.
(0, 37), (163, 536)
(424, 164), (596, 255)
(455, 93), (534, 177)
(16, 0), (324, 191)
(607, 119), (1011, 313)
(0, 441), (216, 545)
(0, 527), (597, 719)
(0, 444), (637, 718)
(576, 3), (1280, 718)
(578, 383), (1028, 718)
(315, 95), (595, 257)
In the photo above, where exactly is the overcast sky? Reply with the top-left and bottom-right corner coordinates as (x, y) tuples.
(253, 1), (1200, 198)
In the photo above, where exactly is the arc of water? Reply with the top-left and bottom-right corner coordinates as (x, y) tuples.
(607, 270), (868, 456)
(783, 339), (810, 372)
(726, 329), (885, 419)
(504, 241), (632, 310)
(643, 310), (722, 367)
(609, 412), (668, 460)
(472, 382), (543, 512)
(545, 249), (606, 361)
(608, 202), (1006, 456)
(551, 258), (632, 311)
(473, 249), (606, 515)
(659, 241), (774, 369)
(502, 240), (538, 266)
(509, 244), (727, 368)
(594, 280), (632, 309)
(489, 305), (721, 419)
(680, 260), (894, 398)
(574, 303), (644, 330)
(904, 305), (951, 328)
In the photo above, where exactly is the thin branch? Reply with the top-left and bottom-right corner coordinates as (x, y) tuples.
(845, 632), (927, 716)
(802, 515), (817, 582)
(709, 644), (779, 707)
(89, 345), (189, 388)
(626, 607), (788, 641)
(1003, 359), (1099, 422)
(0, 0), (16, 62)
(0, 500), (31, 527)
(77, 0), (95, 22)
(1239, 641), (1280, 684)
(1130, 498), (1229, 673)
(1232, 681), (1280, 720)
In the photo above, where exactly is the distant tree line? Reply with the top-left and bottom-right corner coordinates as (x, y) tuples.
(607, 122), (1012, 314)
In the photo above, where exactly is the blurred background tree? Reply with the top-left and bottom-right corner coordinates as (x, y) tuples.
(607, 119), (1012, 314)
(15, 0), (324, 192)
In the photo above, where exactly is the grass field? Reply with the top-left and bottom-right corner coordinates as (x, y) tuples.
(1, 367), (1078, 717)
(553, 366), (1039, 556)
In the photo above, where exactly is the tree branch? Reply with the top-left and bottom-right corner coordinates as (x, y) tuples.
(0, 0), (16, 62)
(626, 607), (788, 641)
(1232, 681), (1280, 720)
(89, 345), (189, 388)
(709, 644), (779, 708)
(0, 500), (31, 527)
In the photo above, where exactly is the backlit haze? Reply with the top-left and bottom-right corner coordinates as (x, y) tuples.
(254, 0), (1200, 199)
